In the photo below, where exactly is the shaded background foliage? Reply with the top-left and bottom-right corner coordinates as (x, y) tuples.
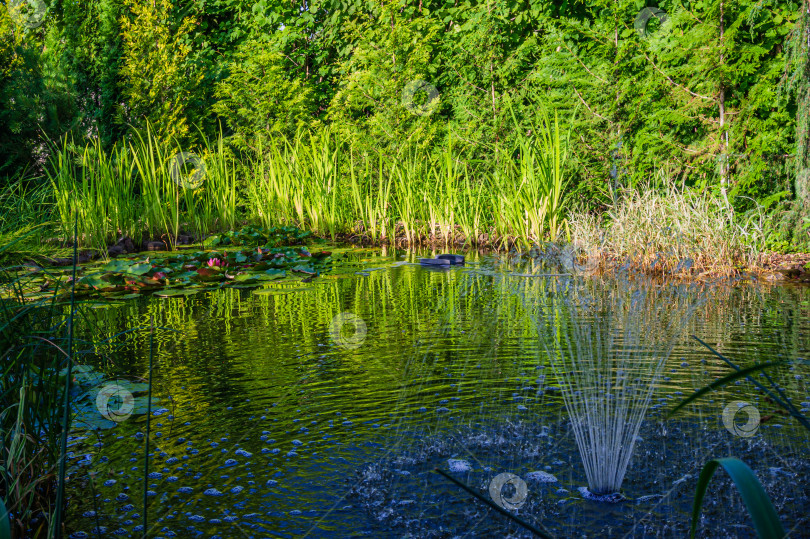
(1, 0), (808, 246)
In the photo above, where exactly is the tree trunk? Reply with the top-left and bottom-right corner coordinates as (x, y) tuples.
(718, 1), (732, 211)
(797, 0), (810, 213)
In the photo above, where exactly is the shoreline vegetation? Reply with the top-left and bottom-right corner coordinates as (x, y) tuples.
(2, 124), (806, 282)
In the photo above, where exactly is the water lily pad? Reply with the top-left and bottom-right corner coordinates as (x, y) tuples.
(74, 372), (106, 386)
(105, 379), (150, 394)
(60, 364), (94, 376)
(291, 265), (316, 275)
(78, 274), (116, 290)
(264, 269), (286, 278)
(154, 289), (199, 297)
(232, 273), (258, 283)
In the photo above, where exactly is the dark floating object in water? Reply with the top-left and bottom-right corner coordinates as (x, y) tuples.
(419, 258), (451, 267)
(437, 254), (465, 265)
(419, 254), (465, 267)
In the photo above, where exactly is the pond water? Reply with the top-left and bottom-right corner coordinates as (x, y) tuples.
(64, 247), (810, 538)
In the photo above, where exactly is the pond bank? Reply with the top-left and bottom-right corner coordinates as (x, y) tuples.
(27, 224), (806, 285)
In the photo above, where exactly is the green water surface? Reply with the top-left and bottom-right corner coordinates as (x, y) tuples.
(63, 248), (810, 538)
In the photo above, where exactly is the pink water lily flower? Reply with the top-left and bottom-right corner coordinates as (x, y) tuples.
(206, 257), (225, 268)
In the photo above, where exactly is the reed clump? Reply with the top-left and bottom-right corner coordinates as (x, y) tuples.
(46, 125), (237, 252)
(243, 110), (569, 249)
(1, 261), (72, 537)
(41, 109), (569, 252)
(567, 183), (764, 277)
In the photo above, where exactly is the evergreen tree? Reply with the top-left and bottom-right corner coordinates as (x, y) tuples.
(117, 0), (203, 145)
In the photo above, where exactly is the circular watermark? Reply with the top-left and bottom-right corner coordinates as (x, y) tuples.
(488, 472), (528, 511)
(560, 240), (600, 275)
(169, 152), (206, 190)
(95, 384), (135, 423)
(401, 80), (440, 117)
(8, 0), (47, 29)
(722, 401), (760, 438)
(329, 312), (367, 350)
(634, 7), (668, 37)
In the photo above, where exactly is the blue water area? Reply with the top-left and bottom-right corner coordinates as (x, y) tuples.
(64, 249), (810, 538)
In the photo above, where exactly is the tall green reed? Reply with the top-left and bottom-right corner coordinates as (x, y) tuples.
(46, 135), (140, 252)
(349, 149), (394, 242)
(46, 110), (573, 250)
(0, 177), (64, 264)
(1, 241), (76, 537)
(490, 108), (570, 246)
(299, 127), (342, 240)
(48, 125), (237, 250)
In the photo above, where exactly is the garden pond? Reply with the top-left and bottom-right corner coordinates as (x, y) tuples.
(57, 245), (810, 538)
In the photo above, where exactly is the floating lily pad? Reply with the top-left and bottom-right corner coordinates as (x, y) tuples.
(154, 289), (199, 297)
(60, 364), (94, 376)
(88, 301), (126, 309)
(37, 226), (334, 300)
(75, 372), (106, 386)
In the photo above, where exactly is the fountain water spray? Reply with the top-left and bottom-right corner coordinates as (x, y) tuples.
(518, 276), (703, 499)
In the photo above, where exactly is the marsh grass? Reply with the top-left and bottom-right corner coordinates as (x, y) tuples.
(0, 175), (69, 265)
(0, 230), (152, 537)
(568, 182), (764, 276)
(1, 254), (74, 537)
(48, 135), (141, 252)
(44, 111), (572, 250)
(243, 113), (570, 248)
(47, 125), (238, 251)
(19, 110), (769, 265)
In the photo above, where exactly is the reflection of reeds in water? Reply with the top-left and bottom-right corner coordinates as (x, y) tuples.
(521, 277), (703, 496)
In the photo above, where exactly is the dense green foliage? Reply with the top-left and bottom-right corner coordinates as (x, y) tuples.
(0, 0), (808, 249)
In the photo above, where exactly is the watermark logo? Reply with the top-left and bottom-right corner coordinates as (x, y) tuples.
(722, 401), (760, 438)
(96, 384), (135, 423)
(169, 152), (206, 190)
(634, 7), (668, 38)
(401, 80), (440, 117)
(329, 312), (367, 350)
(560, 240), (600, 275)
(8, 0), (47, 29)
(488, 472), (528, 511)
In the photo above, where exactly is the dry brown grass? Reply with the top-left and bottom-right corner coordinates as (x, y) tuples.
(568, 184), (764, 277)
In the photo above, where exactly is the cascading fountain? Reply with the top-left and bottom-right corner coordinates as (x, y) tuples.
(519, 276), (703, 500)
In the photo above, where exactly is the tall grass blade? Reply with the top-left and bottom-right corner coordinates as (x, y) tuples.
(0, 497), (11, 539)
(54, 218), (78, 539)
(433, 469), (553, 538)
(143, 316), (155, 538)
(667, 362), (783, 418)
(690, 458), (785, 539)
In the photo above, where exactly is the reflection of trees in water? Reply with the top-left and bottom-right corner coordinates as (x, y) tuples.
(75, 263), (810, 436)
